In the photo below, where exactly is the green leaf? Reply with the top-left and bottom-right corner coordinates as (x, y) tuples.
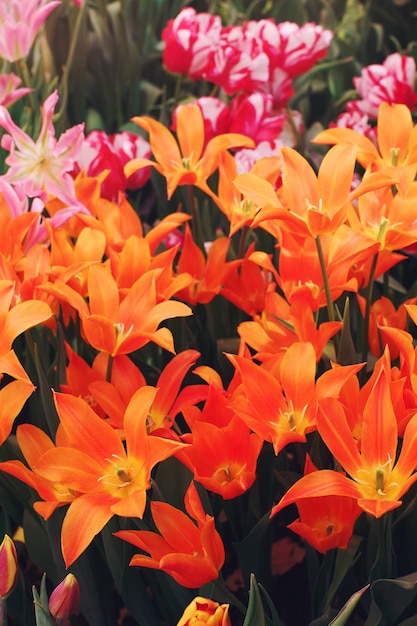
(153, 456), (193, 513)
(364, 575), (417, 626)
(258, 583), (284, 626)
(323, 535), (363, 613)
(329, 584), (369, 626)
(24, 509), (59, 585)
(33, 344), (59, 438)
(399, 616), (417, 626)
(337, 297), (359, 366)
(233, 511), (272, 593)
(242, 574), (265, 626)
(101, 518), (161, 625)
(43, 509), (117, 626)
(33, 574), (55, 626)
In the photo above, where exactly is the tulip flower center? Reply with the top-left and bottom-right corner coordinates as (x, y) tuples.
(390, 147), (400, 166)
(375, 467), (386, 495)
(277, 402), (309, 433)
(281, 410), (296, 431)
(113, 322), (134, 343)
(355, 454), (400, 498)
(238, 198), (254, 217)
(181, 155), (200, 171)
(213, 462), (247, 486)
(306, 197), (323, 213)
(98, 454), (138, 490)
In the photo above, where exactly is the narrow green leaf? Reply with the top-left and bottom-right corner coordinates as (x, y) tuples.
(33, 575), (55, 626)
(33, 345), (59, 438)
(259, 584), (284, 626)
(329, 584), (370, 626)
(233, 511), (273, 593)
(101, 518), (161, 625)
(337, 297), (359, 365)
(242, 574), (265, 626)
(323, 535), (362, 612)
(399, 616), (417, 626)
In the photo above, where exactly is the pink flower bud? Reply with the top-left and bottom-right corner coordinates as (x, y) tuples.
(0, 534), (18, 600)
(48, 574), (80, 619)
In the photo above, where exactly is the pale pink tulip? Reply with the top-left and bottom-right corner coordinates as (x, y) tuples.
(0, 90), (85, 209)
(0, 0), (61, 62)
(0, 73), (32, 108)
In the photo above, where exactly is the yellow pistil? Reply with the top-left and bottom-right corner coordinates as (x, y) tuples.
(390, 147), (400, 166)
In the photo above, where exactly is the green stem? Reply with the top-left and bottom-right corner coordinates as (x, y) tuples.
(237, 225), (248, 259)
(369, 513), (395, 582)
(285, 105), (303, 153)
(0, 599), (7, 626)
(14, 58), (36, 127)
(315, 236), (335, 323)
(188, 184), (204, 251)
(173, 74), (183, 107)
(0, 598), (7, 626)
(361, 252), (379, 364)
(55, 0), (88, 124)
(105, 354), (114, 383)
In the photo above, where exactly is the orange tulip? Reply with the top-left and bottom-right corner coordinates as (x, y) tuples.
(272, 456), (361, 553)
(221, 243), (276, 317)
(236, 290), (341, 363)
(175, 224), (234, 306)
(215, 150), (281, 237)
(0, 423), (78, 520)
(181, 379), (235, 431)
(33, 387), (187, 566)
(125, 103), (254, 200)
(235, 144), (391, 241)
(89, 349), (206, 432)
(230, 342), (361, 455)
(180, 416), (263, 499)
(255, 143), (358, 238)
(273, 360), (417, 519)
(277, 230), (371, 312)
(0, 279), (52, 369)
(115, 482), (225, 588)
(357, 294), (416, 358)
(313, 102), (417, 195)
(344, 183), (417, 253)
(42, 264), (192, 355)
(0, 279), (52, 444)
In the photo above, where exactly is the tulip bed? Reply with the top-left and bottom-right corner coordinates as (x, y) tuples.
(1, 1), (417, 625)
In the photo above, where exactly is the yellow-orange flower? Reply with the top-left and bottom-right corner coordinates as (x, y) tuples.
(125, 103), (254, 199)
(176, 597), (231, 626)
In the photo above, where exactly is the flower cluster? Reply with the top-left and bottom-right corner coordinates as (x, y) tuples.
(1, 3), (417, 625)
(163, 9), (333, 108)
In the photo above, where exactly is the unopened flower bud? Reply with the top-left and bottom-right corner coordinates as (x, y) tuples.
(176, 597), (231, 626)
(0, 534), (18, 599)
(48, 573), (80, 619)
